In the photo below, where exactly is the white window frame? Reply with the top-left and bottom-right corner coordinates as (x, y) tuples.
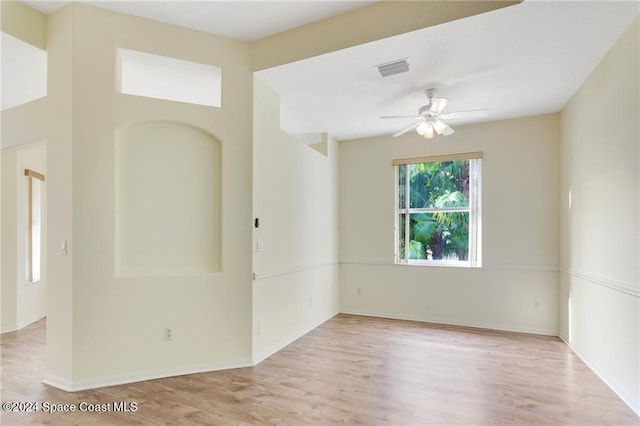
(393, 152), (482, 268)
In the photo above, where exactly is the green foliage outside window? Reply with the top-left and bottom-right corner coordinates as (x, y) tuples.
(398, 160), (471, 261)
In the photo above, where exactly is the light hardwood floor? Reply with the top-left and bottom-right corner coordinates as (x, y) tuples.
(1, 314), (638, 425)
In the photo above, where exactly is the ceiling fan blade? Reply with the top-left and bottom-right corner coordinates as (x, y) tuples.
(392, 122), (419, 137)
(381, 115), (421, 119)
(433, 120), (446, 135)
(439, 109), (489, 120)
(429, 97), (449, 114)
(433, 119), (455, 136)
(441, 123), (455, 136)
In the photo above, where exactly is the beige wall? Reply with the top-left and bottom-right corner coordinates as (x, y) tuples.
(252, 78), (340, 362)
(0, 0), (46, 49)
(1, 2), (255, 389)
(339, 114), (560, 335)
(115, 122), (222, 276)
(560, 17), (639, 414)
(1, 148), (20, 332)
(63, 3), (253, 388)
(42, 3), (74, 385)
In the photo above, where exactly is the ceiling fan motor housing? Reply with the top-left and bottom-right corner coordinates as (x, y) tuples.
(382, 87), (486, 138)
(419, 104), (437, 117)
(425, 88), (438, 99)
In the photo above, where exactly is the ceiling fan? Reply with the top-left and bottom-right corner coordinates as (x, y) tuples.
(382, 88), (489, 138)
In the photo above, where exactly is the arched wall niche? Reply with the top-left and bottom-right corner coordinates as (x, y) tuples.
(115, 120), (221, 276)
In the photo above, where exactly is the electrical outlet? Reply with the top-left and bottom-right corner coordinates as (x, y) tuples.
(357, 288), (361, 296)
(534, 300), (540, 310)
(164, 326), (173, 341)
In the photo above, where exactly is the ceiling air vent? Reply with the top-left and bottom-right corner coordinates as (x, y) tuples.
(376, 58), (410, 77)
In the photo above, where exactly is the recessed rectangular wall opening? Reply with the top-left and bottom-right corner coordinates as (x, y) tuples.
(115, 121), (221, 276)
(1, 32), (47, 111)
(117, 48), (222, 107)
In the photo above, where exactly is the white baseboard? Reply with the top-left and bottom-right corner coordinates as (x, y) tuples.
(559, 336), (640, 417)
(42, 374), (75, 392)
(339, 308), (559, 336)
(1, 325), (18, 334)
(252, 312), (338, 365)
(43, 357), (253, 392)
(1, 313), (46, 334)
(43, 313), (340, 392)
(17, 313), (46, 330)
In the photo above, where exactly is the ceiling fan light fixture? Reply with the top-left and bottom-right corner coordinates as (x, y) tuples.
(385, 89), (486, 139)
(424, 122), (434, 139)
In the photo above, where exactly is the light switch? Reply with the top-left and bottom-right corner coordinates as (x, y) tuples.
(256, 240), (264, 252)
(60, 239), (68, 255)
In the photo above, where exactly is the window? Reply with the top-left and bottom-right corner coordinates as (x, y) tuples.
(25, 169), (45, 282)
(394, 152), (481, 267)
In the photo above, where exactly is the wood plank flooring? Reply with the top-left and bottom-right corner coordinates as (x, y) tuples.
(1, 314), (638, 425)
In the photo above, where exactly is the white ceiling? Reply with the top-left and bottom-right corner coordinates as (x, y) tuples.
(21, 1), (640, 141)
(22, 0), (375, 41)
(258, 0), (640, 140)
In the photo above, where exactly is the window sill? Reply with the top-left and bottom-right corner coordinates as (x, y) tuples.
(396, 261), (481, 269)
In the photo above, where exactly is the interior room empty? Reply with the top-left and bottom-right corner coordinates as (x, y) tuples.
(1, 0), (638, 424)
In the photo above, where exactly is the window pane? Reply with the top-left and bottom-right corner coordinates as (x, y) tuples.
(398, 213), (406, 260)
(395, 156), (480, 267)
(31, 178), (42, 281)
(409, 212), (469, 261)
(409, 161), (470, 209)
(398, 165), (406, 209)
